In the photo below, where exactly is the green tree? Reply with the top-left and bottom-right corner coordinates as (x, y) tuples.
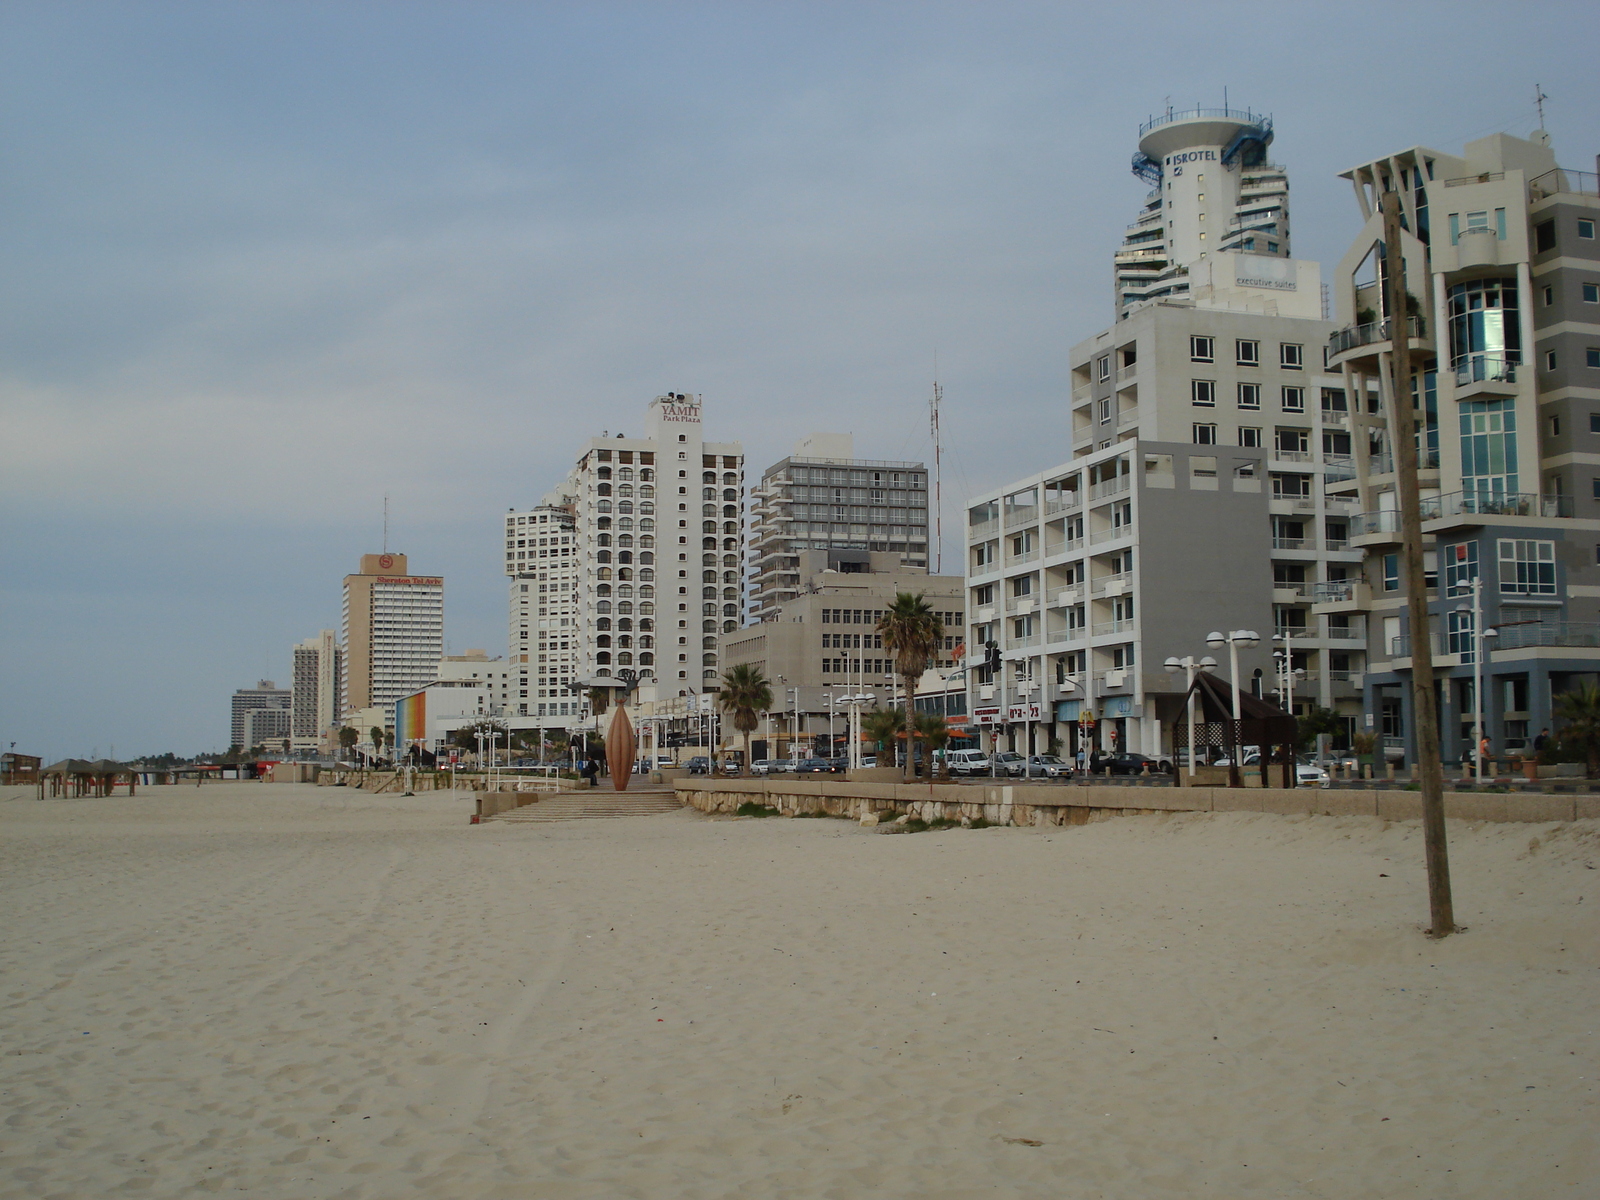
(1296, 705), (1343, 750)
(877, 593), (945, 781)
(449, 720), (511, 760)
(1554, 682), (1600, 778)
(861, 707), (905, 767)
(337, 726), (358, 760)
(913, 708), (952, 778)
(717, 664), (772, 776)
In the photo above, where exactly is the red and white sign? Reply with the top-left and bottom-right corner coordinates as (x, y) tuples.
(973, 706), (1001, 726)
(377, 554), (396, 569)
(1007, 703), (1042, 722)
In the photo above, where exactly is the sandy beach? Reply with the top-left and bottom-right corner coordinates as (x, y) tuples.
(1, 781), (1595, 1198)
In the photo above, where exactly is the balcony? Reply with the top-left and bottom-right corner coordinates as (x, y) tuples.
(1117, 405), (1140, 427)
(1318, 408), (1350, 426)
(1327, 316), (1425, 359)
(969, 518), (999, 540)
(1089, 475), (1131, 501)
(1050, 587), (1084, 608)
(1271, 449), (1313, 464)
(1323, 454), (1356, 482)
(1090, 571), (1133, 596)
(1004, 506), (1039, 530)
(1044, 493), (1083, 516)
(1092, 618), (1136, 638)
(1493, 622), (1600, 651)
(1389, 633), (1442, 659)
(1453, 355), (1519, 398)
(1007, 547), (1040, 565)
(1271, 536), (1311, 551)
(1528, 167), (1599, 201)
(1310, 580), (1371, 612)
(1005, 596), (1038, 616)
(1423, 491), (1574, 525)
(1351, 510), (1401, 539)
(1091, 525), (1134, 545)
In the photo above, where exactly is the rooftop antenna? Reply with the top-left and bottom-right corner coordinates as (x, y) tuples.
(1534, 82), (1548, 130)
(382, 495), (389, 554)
(929, 352), (943, 575)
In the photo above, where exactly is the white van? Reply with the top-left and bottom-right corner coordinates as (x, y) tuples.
(946, 749), (992, 777)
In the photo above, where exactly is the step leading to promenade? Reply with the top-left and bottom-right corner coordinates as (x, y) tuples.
(484, 788), (683, 823)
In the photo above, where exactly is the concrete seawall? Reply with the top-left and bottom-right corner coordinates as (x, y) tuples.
(675, 777), (1600, 826)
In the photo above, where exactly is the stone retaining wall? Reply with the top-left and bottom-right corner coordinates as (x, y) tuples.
(675, 778), (1600, 826)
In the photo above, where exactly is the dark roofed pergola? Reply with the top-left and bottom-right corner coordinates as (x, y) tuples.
(1175, 671), (1299, 788)
(39, 759), (138, 799)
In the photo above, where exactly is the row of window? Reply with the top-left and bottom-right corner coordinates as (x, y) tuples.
(1380, 540), (1556, 596)
(1192, 380), (1313, 410)
(1092, 338), (1303, 382)
(1533, 216), (1596, 253)
(1541, 348), (1600, 370)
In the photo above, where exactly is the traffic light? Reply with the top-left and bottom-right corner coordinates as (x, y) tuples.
(985, 640), (1001, 672)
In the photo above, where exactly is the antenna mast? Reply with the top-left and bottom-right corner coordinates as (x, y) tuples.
(929, 363), (943, 575)
(1534, 82), (1548, 130)
(383, 495), (389, 553)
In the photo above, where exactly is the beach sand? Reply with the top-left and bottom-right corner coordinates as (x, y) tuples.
(1, 781), (1595, 1198)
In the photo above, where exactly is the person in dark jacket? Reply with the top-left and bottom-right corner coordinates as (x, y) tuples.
(581, 757), (600, 788)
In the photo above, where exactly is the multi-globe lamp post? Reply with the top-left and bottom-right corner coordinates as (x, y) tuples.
(1457, 576), (1498, 780)
(1205, 630), (1261, 720)
(1163, 653), (1217, 781)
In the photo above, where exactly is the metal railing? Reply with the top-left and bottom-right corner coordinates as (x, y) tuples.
(1327, 316), (1425, 357)
(1090, 526), (1133, 545)
(1310, 580), (1356, 603)
(1390, 633), (1442, 658)
(1272, 449), (1313, 463)
(1493, 621), (1600, 650)
(1454, 355), (1518, 387)
(1272, 536), (1309, 550)
(1425, 491), (1574, 520)
(1351, 510), (1400, 536)
(1139, 106), (1271, 136)
(1323, 454), (1356, 481)
(1007, 547), (1039, 564)
(1528, 167), (1599, 201)
(1092, 619), (1136, 638)
(1326, 538), (1351, 551)
(1444, 171), (1505, 188)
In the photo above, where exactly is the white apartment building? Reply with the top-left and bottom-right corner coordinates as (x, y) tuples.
(230, 679), (290, 752)
(1326, 131), (1600, 764)
(503, 501), (579, 720)
(746, 433), (931, 622)
(967, 108), (1366, 760)
(516, 395), (744, 720)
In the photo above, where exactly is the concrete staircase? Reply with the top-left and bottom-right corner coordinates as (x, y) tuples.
(483, 788), (683, 823)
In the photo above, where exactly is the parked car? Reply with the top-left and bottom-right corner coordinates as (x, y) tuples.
(858, 755), (878, 769)
(1014, 754), (1073, 779)
(720, 758), (743, 776)
(1105, 752), (1173, 776)
(991, 752), (1025, 776)
(686, 756), (711, 775)
(1222, 751), (1332, 788)
(945, 749), (991, 777)
(794, 757), (842, 775)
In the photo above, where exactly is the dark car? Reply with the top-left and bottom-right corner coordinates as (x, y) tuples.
(686, 756), (711, 775)
(794, 757), (842, 774)
(1105, 752), (1172, 776)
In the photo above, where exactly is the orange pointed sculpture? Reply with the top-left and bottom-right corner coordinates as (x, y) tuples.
(605, 700), (636, 792)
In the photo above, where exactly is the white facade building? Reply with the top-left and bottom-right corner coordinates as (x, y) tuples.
(291, 630), (340, 751)
(503, 502), (579, 721)
(339, 554), (444, 720)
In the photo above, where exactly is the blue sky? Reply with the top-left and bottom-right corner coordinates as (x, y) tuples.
(3, 1), (1596, 759)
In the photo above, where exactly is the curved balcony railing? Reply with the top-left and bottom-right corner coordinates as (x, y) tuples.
(1139, 106), (1271, 136)
(1327, 316), (1425, 357)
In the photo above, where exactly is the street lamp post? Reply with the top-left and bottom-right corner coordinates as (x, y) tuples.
(1273, 632), (1306, 715)
(1457, 577), (1499, 781)
(1205, 630), (1261, 721)
(1163, 654), (1217, 781)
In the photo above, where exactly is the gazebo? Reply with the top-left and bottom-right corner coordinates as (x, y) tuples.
(1174, 672), (1299, 788)
(38, 759), (138, 799)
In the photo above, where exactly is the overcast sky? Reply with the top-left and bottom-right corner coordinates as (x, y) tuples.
(3, 1), (1595, 760)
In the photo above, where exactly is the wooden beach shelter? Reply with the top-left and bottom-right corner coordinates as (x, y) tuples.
(1174, 672), (1299, 788)
(38, 759), (138, 799)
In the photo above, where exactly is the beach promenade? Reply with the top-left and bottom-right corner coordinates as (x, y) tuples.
(1, 781), (1595, 1197)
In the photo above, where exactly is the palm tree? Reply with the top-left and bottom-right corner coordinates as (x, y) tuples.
(877, 593), (945, 781)
(337, 726), (358, 761)
(913, 709), (952, 779)
(717, 664), (772, 776)
(861, 707), (906, 767)
(1554, 682), (1600, 778)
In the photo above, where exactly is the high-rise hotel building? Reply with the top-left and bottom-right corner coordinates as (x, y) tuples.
(966, 108), (1362, 759)
(291, 630), (340, 750)
(1327, 131), (1600, 764)
(339, 554), (444, 720)
(509, 395), (744, 714)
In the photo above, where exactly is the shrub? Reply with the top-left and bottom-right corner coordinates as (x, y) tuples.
(735, 801), (780, 818)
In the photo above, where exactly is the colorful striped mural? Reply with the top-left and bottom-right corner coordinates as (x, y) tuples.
(394, 691), (426, 748)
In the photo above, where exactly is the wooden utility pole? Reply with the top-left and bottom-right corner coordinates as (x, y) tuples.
(1382, 190), (1455, 937)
